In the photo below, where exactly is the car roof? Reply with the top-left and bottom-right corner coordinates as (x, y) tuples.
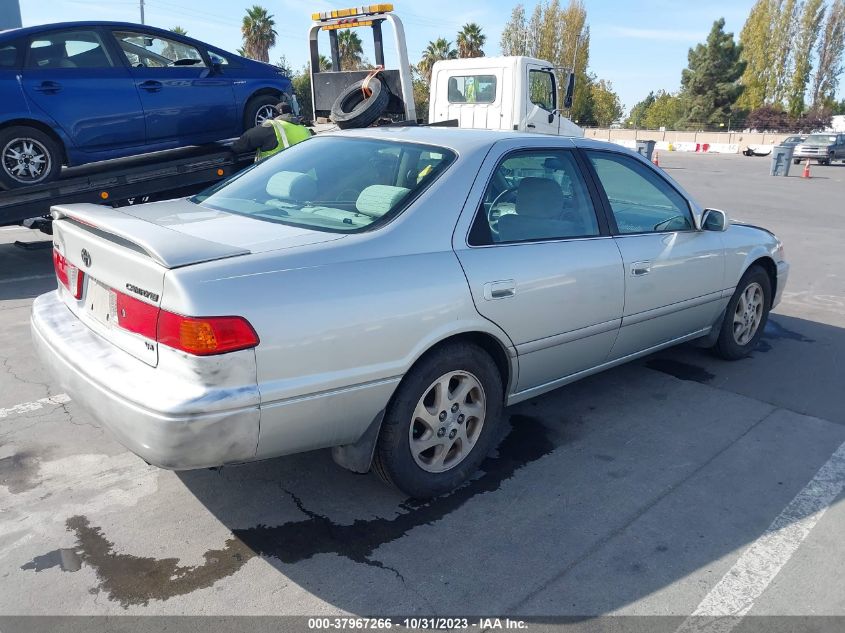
(0, 21), (214, 45)
(324, 126), (623, 153)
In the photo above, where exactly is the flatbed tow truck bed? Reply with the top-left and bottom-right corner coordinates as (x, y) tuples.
(0, 144), (253, 229)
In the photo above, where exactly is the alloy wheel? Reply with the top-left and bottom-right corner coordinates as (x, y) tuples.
(254, 104), (277, 126)
(732, 282), (764, 345)
(2, 137), (51, 184)
(408, 370), (487, 474)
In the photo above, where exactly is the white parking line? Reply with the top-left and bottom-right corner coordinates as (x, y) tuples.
(0, 394), (70, 419)
(0, 274), (54, 285)
(677, 439), (845, 633)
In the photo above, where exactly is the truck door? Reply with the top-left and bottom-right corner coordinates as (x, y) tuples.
(432, 70), (504, 130)
(523, 66), (562, 135)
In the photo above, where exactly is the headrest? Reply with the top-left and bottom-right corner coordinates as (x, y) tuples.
(355, 185), (410, 218)
(516, 177), (564, 219)
(266, 171), (317, 201)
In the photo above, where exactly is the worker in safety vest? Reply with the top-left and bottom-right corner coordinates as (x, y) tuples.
(231, 102), (311, 162)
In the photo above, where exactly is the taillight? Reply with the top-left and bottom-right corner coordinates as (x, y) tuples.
(53, 247), (84, 299)
(114, 291), (159, 338)
(157, 311), (259, 356)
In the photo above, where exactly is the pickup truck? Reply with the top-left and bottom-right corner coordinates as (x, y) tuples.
(792, 133), (845, 165)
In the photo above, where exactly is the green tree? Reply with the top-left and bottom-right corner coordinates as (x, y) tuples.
(418, 38), (457, 83)
(457, 23), (486, 58)
(788, 0), (826, 116)
(241, 5), (277, 62)
(292, 66), (313, 122)
(627, 91), (656, 127)
(812, 0), (845, 108)
(679, 18), (746, 128)
(275, 55), (293, 77)
(170, 26), (188, 36)
(412, 65), (431, 123)
(500, 4), (527, 55)
(642, 90), (685, 129)
(337, 29), (364, 70)
(590, 79), (623, 126)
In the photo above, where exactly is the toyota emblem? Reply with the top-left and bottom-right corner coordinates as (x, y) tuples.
(80, 249), (91, 267)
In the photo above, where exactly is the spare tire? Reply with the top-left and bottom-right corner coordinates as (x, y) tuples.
(330, 77), (390, 129)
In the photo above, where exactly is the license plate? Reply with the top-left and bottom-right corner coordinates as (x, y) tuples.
(86, 279), (117, 327)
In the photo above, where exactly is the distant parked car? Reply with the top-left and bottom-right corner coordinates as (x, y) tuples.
(0, 21), (293, 189)
(792, 133), (845, 165)
(32, 129), (789, 498)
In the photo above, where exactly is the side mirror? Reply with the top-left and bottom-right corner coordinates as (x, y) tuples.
(208, 62), (222, 76)
(548, 111), (555, 124)
(701, 208), (728, 232)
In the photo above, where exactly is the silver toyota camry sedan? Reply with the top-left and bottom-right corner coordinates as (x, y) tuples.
(32, 128), (789, 498)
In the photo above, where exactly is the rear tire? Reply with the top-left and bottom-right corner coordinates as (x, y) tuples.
(712, 265), (771, 360)
(330, 77), (390, 129)
(372, 342), (503, 499)
(0, 126), (62, 189)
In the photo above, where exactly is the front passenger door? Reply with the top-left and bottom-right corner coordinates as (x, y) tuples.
(584, 150), (726, 360)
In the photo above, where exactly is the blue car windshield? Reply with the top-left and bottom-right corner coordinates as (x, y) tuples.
(192, 136), (456, 233)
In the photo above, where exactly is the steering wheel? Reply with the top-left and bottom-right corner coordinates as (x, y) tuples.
(487, 186), (519, 236)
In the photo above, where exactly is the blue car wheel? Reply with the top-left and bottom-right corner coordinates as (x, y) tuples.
(0, 126), (63, 190)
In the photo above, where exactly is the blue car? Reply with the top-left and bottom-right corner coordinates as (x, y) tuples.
(0, 21), (293, 189)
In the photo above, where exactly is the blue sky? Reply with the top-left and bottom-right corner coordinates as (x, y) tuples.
(20, 0), (759, 111)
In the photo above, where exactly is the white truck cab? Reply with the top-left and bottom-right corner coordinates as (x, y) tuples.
(428, 56), (583, 137)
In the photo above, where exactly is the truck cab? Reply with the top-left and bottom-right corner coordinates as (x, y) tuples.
(428, 56), (583, 137)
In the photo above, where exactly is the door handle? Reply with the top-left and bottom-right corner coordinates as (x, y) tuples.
(631, 261), (652, 276)
(483, 280), (516, 300)
(34, 81), (61, 94)
(526, 123), (536, 128)
(139, 80), (163, 92)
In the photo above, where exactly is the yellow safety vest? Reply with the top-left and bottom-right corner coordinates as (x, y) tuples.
(255, 119), (311, 161)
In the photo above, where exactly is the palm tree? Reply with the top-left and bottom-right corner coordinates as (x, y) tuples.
(318, 54), (332, 72)
(418, 38), (457, 83)
(337, 30), (363, 70)
(456, 23), (485, 58)
(170, 26), (188, 36)
(241, 5), (277, 63)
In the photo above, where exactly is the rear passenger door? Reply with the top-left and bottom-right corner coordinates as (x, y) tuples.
(454, 141), (624, 396)
(20, 28), (145, 152)
(584, 149), (725, 360)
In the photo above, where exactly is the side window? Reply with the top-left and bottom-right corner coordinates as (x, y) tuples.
(447, 75), (497, 103)
(113, 31), (205, 68)
(207, 50), (230, 66)
(26, 30), (114, 69)
(0, 43), (20, 68)
(586, 151), (693, 234)
(528, 69), (555, 112)
(469, 150), (600, 246)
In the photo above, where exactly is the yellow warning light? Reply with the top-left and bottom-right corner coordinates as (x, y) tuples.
(322, 19), (374, 30)
(100, 191), (109, 200)
(312, 4), (393, 21)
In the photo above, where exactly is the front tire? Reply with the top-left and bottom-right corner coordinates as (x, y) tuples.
(0, 126), (62, 189)
(713, 265), (771, 360)
(243, 94), (280, 131)
(373, 342), (503, 498)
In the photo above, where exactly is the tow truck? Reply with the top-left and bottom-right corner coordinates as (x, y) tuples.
(2, 3), (580, 233)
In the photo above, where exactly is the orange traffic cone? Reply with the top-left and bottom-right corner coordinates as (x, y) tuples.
(653, 151), (660, 167)
(802, 159), (811, 179)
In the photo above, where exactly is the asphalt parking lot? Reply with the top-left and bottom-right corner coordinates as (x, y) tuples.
(1, 152), (844, 625)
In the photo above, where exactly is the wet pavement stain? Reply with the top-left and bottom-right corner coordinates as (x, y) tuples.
(0, 451), (41, 493)
(644, 358), (715, 383)
(763, 318), (815, 343)
(21, 415), (555, 607)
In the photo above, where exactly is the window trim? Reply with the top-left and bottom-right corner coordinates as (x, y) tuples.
(25, 28), (116, 70)
(466, 147), (609, 248)
(579, 148), (698, 237)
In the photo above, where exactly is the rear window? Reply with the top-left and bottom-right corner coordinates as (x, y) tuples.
(448, 75), (496, 103)
(192, 136), (456, 233)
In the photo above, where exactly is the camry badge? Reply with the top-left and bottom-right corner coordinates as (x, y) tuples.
(80, 249), (91, 267)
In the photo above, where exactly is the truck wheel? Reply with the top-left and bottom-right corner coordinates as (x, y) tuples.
(712, 265), (771, 360)
(0, 126), (62, 189)
(243, 94), (280, 130)
(372, 342), (504, 499)
(330, 77), (390, 129)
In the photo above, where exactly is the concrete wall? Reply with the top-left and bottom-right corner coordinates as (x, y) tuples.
(0, 0), (22, 30)
(584, 128), (793, 152)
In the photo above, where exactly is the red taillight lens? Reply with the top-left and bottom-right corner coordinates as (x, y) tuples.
(115, 291), (159, 338)
(53, 247), (84, 299)
(157, 311), (259, 356)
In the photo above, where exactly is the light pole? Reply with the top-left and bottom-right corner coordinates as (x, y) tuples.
(140, 0), (145, 24)
(0, 0), (23, 29)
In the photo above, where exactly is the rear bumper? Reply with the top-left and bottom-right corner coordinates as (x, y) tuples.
(31, 291), (260, 469)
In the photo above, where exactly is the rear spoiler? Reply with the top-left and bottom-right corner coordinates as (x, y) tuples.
(51, 204), (251, 269)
